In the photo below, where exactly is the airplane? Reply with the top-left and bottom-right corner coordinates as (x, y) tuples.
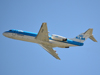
(3, 23), (97, 60)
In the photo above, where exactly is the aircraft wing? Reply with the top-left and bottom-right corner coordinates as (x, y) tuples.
(35, 23), (49, 41)
(40, 44), (61, 60)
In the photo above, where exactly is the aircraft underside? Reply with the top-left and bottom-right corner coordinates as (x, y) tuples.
(5, 33), (76, 48)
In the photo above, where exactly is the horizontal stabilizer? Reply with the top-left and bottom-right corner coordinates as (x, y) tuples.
(89, 35), (97, 42)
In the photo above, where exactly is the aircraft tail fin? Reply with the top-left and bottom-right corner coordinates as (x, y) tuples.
(71, 28), (97, 43)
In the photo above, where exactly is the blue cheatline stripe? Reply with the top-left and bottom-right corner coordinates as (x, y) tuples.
(5, 29), (83, 46)
(6, 29), (37, 37)
(49, 37), (83, 46)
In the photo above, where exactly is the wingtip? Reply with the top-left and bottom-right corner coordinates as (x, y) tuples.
(42, 22), (47, 25)
(58, 58), (61, 60)
(95, 40), (97, 42)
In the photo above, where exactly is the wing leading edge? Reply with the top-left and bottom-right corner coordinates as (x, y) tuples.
(40, 44), (61, 60)
(36, 23), (60, 60)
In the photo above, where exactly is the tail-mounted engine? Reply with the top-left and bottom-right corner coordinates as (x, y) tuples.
(51, 34), (67, 41)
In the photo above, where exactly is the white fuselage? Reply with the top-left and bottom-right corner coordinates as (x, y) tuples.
(3, 32), (76, 48)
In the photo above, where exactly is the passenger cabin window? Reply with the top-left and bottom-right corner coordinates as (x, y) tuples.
(18, 30), (23, 32)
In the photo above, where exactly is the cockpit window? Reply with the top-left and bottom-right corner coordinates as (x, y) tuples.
(9, 30), (12, 31)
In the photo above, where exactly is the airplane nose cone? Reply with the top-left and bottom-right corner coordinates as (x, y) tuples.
(3, 32), (8, 37)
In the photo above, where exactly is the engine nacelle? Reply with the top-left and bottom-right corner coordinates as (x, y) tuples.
(51, 34), (67, 41)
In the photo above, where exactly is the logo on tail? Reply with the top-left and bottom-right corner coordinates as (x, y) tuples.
(71, 28), (97, 43)
(76, 34), (85, 40)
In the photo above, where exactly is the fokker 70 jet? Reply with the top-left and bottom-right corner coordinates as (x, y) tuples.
(3, 23), (97, 60)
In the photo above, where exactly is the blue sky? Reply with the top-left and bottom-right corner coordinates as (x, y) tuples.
(0, 0), (100, 75)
